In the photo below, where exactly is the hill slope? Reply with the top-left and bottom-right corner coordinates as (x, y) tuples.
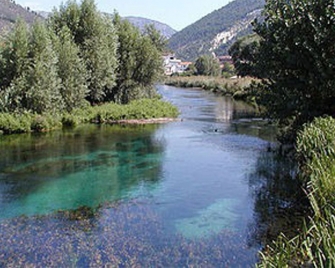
(125, 16), (177, 39)
(168, 0), (264, 61)
(0, 0), (40, 33)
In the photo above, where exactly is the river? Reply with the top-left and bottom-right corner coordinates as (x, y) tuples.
(0, 85), (287, 267)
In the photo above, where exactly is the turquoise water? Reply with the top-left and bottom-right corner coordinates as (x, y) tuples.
(0, 85), (278, 267)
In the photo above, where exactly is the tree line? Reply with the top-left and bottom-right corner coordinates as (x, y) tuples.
(0, 0), (165, 115)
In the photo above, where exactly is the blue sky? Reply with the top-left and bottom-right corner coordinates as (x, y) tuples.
(15, 0), (231, 30)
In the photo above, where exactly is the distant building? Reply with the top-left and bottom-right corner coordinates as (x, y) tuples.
(217, 55), (233, 65)
(179, 62), (193, 72)
(163, 54), (192, 75)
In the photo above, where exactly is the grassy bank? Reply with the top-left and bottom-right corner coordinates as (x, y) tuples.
(258, 116), (335, 267)
(0, 99), (179, 135)
(164, 76), (257, 101)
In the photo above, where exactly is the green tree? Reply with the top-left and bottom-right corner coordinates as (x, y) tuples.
(194, 55), (221, 76)
(0, 19), (30, 111)
(0, 19), (29, 90)
(49, 0), (118, 104)
(113, 14), (162, 104)
(24, 21), (63, 114)
(144, 24), (168, 53)
(229, 34), (260, 77)
(53, 26), (88, 112)
(237, 0), (335, 143)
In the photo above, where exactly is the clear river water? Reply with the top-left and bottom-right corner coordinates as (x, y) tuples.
(0, 85), (281, 267)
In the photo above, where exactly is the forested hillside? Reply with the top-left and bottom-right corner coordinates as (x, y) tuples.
(168, 0), (264, 61)
(0, 0), (40, 32)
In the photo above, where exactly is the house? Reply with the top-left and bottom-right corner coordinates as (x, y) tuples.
(217, 55), (233, 67)
(163, 54), (192, 75)
(179, 62), (193, 72)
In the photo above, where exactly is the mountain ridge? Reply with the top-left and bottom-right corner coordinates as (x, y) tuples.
(168, 0), (265, 61)
(124, 16), (177, 39)
(36, 11), (177, 39)
(0, 0), (41, 33)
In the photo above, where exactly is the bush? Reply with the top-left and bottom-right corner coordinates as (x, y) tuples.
(62, 114), (80, 128)
(0, 113), (30, 134)
(31, 114), (62, 132)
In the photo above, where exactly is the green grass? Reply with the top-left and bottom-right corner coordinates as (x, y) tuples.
(0, 99), (179, 135)
(164, 75), (256, 95)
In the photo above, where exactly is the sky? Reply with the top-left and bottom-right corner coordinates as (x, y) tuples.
(15, 0), (231, 30)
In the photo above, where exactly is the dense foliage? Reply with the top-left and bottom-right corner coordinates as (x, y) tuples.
(194, 55), (221, 76)
(168, 0), (265, 61)
(49, 0), (119, 104)
(230, 0), (335, 143)
(112, 14), (163, 104)
(0, 0), (165, 117)
(229, 34), (261, 77)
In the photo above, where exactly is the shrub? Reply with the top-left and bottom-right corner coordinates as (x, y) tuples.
(0, 113), (32, 134)
(62, 114), (80, 128)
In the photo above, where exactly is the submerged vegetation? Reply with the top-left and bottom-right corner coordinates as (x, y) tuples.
(0, 199), (256, 267)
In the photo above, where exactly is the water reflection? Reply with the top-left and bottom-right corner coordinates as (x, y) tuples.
(0, 124), (165, 219)
(214, 96), (257, 122)
(246, 150), (309, 247)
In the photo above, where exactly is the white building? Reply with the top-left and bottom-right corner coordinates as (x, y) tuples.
(163, 54), (192, 75)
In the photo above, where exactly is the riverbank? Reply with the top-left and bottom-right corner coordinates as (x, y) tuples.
(0, 99), (179, 135)
(164, 76), (257, 102)
(259, 116), (335, 267)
